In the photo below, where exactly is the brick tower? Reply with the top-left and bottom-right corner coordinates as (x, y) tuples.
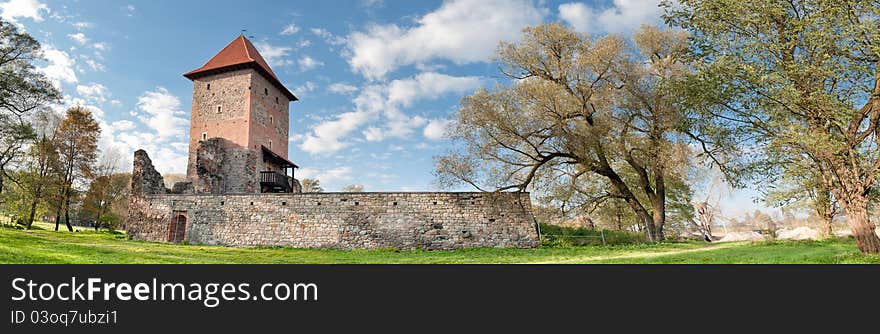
(183, 35), (299, 194)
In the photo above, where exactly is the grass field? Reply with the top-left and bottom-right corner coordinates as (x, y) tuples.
(2, 224), (879, 264)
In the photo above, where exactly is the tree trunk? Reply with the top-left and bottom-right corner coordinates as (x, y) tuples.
(615, 209), (622, 231)
(842, 196), (880, 254)
(63, 197), (73, 232)
(94, 207), (103, 231)
(53, 212), (60, 231)
(597, 166), (658, 241)
(819, 215), (833, 239)
(651, 195), (666, 241)
(26, 199), (38, 230)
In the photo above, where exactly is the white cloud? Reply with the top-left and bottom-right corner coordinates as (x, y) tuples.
(300, 110), (373, 154)
(125, 4), (135, 17)
(362, 127), (384, 142)
(38, 45), (77, 88)
(423, 119), (455, 140)
(72, 21), (92, 30)
(297, 55), (324, 71)
(296, 166), (354, 190)
(0, 0), (48, 23)
(93, 42), (108, 51)
(558, 1), (662, 34)
(281, 23), (300, 35)
(386, 72), (481, 106)
(346, 0), (546, 79)
(76, 82), (109, 103)
(327, 83), (358, 95)
(311, 28), (346, 46)
(83, 57), (105, 72)
(101, 87), (190, 174)
(68, 32), (88, 45)
(297, 39), (311, 48)
(361, 0), (384, 7)
(299, 72), (480, 154)
(109, 120), (135, 132)
(253, 41), (294, 68)
(293, 81), (317, 94)
(134, 87), (188, 142)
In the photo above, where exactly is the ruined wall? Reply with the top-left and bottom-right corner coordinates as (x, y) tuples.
(126, 192), (538, 250)
(131, 150), (169, 196)
(191, 138), (259, 194)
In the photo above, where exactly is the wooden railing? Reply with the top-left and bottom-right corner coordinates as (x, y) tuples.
(259, 171), (292, 193)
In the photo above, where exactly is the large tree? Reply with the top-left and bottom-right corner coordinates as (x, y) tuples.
(435, 24), (720, 241)
(0, 19), (60, 195)
(81, 150), (127, 231)
(53, 106), (100, 232)
(665, 0), (880, 253)
(19, 111), (62, 229)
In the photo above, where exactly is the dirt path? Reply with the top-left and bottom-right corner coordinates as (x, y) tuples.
(527, 242), (744, 264)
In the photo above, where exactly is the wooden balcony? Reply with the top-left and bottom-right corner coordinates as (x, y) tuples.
(260, 171), (292, 193)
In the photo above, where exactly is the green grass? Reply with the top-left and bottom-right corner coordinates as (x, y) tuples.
(1, 225), (879, 264)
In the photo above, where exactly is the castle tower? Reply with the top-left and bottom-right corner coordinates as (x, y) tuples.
(183, 35), (299, 193)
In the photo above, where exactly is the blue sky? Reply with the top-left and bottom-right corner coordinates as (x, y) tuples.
(1, 0), (774, 218)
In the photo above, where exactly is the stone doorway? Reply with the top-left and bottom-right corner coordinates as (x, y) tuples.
(167, 211), (187, 243)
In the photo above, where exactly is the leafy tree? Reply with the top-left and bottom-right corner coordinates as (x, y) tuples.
(0, 19), (61, 195)
(665, 0), (880, 252)
(342, 184), (364, 192)
(53, 106), (100, 232)
(19, 111), (62, 229)
(435, 24), (723, 241)
(81, 150), (127, 231)
(300, 178), (324, 193)
(764, 164), (839, 238)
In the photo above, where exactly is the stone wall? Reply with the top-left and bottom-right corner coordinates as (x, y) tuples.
(126, 192), (539, 250)
(131, 149), (168, 196)
(191, 138), (259, 194)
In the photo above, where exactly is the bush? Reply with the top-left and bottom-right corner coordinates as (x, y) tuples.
(539, 224), (647, 247)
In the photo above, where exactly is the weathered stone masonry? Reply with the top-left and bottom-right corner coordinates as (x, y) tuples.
(127, 151), (539, 250)
(128, 192), (538, 250)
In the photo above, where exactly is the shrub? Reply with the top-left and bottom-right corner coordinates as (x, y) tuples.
(539, 224), (647, 247)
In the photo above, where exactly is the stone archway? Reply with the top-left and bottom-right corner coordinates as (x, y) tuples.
(167, 211), (187, 243)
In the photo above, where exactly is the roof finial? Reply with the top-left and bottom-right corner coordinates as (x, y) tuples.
(240, 29), (247, 36)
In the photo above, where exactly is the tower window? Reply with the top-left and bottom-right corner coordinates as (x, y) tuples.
(270, 116), (273, 124)
(217, 105), (222, 113)
(207, 83), (211, 90)
(201, 132), (207, 141)
(268, 140), (273, 149)
(264, 88), (268, 95)
(275, 97), (279, 103)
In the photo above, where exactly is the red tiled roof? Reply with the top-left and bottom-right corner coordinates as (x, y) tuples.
(184, 35), (297, 101)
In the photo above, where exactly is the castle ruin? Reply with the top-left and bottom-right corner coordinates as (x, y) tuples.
(124, 36), (539, 250)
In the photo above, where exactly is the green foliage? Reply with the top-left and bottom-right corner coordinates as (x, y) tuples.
(663, 0), (880, 252)
(539, 224), (647, 246)
(436, 23), (722, 241)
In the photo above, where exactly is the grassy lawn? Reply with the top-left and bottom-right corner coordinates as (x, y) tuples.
(1, 224), (879, 264)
